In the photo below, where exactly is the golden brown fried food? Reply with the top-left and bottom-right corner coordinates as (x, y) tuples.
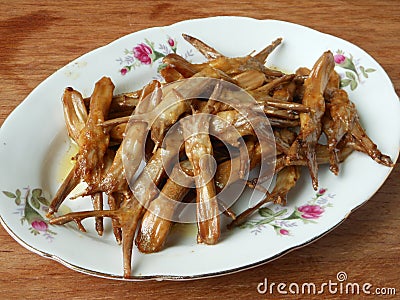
(48, 77), (114, 217)
(182, 33), (223, 60)
(135, 161), (192, 253)
(229, 165), (301, 228)
(75, 77), (114, 185)
(62, 88), (88, 143)
(182, 111), (220, 245)
(47, 34), (394, 279)
(287, 51), (335, 190)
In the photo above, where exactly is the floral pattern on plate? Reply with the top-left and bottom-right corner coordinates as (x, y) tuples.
(2, 187), (57, 241)
(334, 50), (376, 91)
(117, 36), (194, 75)
(241, 188), (335, 236)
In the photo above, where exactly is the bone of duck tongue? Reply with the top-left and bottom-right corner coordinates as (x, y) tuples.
(135, 161), (192, 254)
(56, 80), (162, 242)
(50, 120), (183, 278)
(46, 87), (84, 215)
(323, 88), (357, 175)
(48, 77), (114, 218)
(162, 53), (206, 77)
(182, 111), (220, 245)
(49, 144), (177, 278)
(228, 165), (301, 229)
(253, 37), (283, 63)
(182, 33), (223, 60)
(350, 119), (394, 167)
(136, 138), (261, 253)
(286, 51), (335, 190)
(100, 80), (162, 196)
(101, 81), (161, 242)
(62, 88), (88, 143)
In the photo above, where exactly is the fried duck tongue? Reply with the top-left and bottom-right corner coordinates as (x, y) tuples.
(322, 74), (393, 173)
(50, 118), (183, 278)
(350, 119), (394, 167)
(229, 165), (301, 228)
(48, 77), (114, 218)
(135, 162), (192, 253)
(182, 33), (223, 60)
(253, 37), (283, 63)
(182, 111), (220, 245)
(136, 138), (261, 253)
(287, 51), (335, 190)
(49, 146), (170, 278)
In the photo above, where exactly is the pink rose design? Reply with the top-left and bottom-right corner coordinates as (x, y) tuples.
(133, 43), (152, 65)
(279, 229), (289, 235)
(334, 54), (346, 64)
(298, 205), (324, 219)
(318, 188), (327, 195)
(120, 67), (128, 76)
(31, 220), (48, 232)
(168, 37), (175, 47)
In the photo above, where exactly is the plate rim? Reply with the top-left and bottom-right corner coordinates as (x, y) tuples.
(0, 195), (388, 281)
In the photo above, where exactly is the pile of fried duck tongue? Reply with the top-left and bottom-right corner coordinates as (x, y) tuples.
(48, 34), (393, 278)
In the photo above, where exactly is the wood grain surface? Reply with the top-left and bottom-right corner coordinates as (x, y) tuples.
(0, 1), (399, 299)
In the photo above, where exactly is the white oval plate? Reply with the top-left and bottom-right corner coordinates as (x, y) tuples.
(0, 16), (399, 280)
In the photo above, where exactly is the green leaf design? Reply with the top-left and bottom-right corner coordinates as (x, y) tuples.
(283, 209), (302, 220)
(157, 63), (167, 72)
(239, 222), (254, 229)
(30, 197), (40, 210)
(37, 196), (49, 206)
(274, 208), (288, 218)
(46, 228), (57, 235)
(152, 50), (166, 62)
(340, 79), (352, 87)
(350, 80), (358, 91)
(345, 71), (356, 80)
(365, 68), (376, 73)
(31, 188), (42, 199)
(259, 207), (274, 217)
(15, 189), (22, 205)
(31, 188), (49, 206)
(300, 219), (318, 225)
(257, 216), (276, 225)
(30, 228), (39, 236)
(2, 191), (16, 198)
(360, 66), (368, 78)
(24, 198), (43, 224)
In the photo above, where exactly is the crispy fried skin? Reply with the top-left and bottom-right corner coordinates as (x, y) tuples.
(135, 162), (192, 253)
(48, 77), (114, 216)
(136, 139), (261, 253)
(287, 51), (335, 190)
(74, 77), (114, 185)
(62, 88), (88, 143)
(182, 33), (223, 60)
(229, 165), (301, 228)
(182, 112), (220, 245)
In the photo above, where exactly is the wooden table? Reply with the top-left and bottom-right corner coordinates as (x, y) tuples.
(0, 1), (399, 299)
